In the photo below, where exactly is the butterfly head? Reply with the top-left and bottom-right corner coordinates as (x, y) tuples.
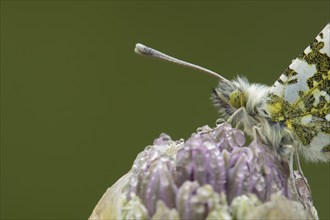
(212, 77), (270, 120)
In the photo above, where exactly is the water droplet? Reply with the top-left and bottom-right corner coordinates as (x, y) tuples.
(203, 141), (215, 150)
(233, 130), (246, 147)
(144, 145), (153, 151)
(130, 175), (138, 187)
(271, 183), (277, 190)
(150, 151), (159, 161)
(237, 172), (244, 178)
(216, 118), (225, 126)
(175, 138), (184, 145)
(197, 127), (203, 133)
(141, 162), (147, 170)
(255, 183), (263, 192)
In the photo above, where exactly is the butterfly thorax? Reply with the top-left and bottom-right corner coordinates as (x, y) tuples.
(212, 76), (299, 159)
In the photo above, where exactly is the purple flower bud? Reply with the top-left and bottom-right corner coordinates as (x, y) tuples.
(89, 122), (318, 220)
(136, 158), (177, 216)
(176, 135), (227, 194)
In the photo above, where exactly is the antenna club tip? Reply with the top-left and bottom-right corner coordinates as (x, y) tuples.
(135, 43), (144, 48)
(135, 43), (146, 55)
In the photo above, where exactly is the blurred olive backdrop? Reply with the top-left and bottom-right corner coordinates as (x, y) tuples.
(1, 1), (329, 219)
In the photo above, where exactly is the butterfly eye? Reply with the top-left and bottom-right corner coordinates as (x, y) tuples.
(229, 89), (246, 108)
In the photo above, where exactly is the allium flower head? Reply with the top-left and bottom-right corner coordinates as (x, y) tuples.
(89, 122), (318, 219)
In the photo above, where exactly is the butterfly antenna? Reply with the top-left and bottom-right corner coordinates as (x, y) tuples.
(135, 43), (231, 84)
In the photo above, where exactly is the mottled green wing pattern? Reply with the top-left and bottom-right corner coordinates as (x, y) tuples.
(266, 24), (330, 161)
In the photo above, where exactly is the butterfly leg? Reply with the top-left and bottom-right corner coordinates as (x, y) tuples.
(293, 152), (316, 218)
(295, 151), (312, 198)
(226, 107), (243, 126)
(279, 144), (292, 161)
(251, 123), (264, 141)
(289, 147), (300, 199)
(235, 121), (243, 129)
(243, 108), (270, 145)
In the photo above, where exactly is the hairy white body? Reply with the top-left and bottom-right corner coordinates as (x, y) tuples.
(212, 77), (294, 158)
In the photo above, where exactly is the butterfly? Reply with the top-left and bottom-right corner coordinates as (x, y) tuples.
(134, 24), (330, 163)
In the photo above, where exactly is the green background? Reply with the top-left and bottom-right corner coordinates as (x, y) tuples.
(1, 1), (329, 219)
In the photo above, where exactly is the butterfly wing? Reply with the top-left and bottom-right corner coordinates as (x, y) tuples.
(266, 24), (330, 162)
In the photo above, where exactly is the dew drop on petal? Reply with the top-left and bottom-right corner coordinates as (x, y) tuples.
(216, 118), (226, 126)
(255, 183), (263, 192)
(196, 127), (203, 133)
